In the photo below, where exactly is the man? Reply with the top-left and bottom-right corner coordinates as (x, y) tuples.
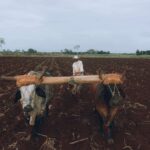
(68, 55), (84, 95)
(72, 55), (84, 76)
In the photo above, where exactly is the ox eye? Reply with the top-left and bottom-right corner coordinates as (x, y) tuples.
(35, 86), (46, 98)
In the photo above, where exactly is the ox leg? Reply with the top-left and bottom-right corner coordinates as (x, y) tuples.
(103, 107), (119, 144)
(103, 123), (114, 144)
(32, 116), (43, 137)
(96, 103), (108, 135)
(28, 116), (44, 139)
(96, 113), (105, 136)
(106, 106), (119, 127)
(96, 103), (116, 144)
(96, 103), (108, 120)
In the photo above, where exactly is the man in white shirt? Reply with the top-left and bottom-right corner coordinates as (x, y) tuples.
(72, 55), (84, 76)
(69, 55), (84, 95)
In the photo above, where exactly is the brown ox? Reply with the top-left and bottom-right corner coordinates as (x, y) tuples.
(91, 83), (125, 144)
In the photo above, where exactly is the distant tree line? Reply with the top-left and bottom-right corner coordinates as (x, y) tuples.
(0, 48), (110, 56)
(1, 48), (38, 55)
(0, 38), (110, 56)
(136, 49), (150, 55)
(61, 48), (110, 55)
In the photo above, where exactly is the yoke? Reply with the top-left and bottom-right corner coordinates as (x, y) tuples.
(0, 73), (124, 87)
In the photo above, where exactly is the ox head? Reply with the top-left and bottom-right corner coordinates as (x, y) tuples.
(15, 84), (46, 118)
(14, 69), (54, 136)
(15, 71), (47, 126)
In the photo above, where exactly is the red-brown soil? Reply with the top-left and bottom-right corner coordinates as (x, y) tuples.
(0, 57), (150, 150)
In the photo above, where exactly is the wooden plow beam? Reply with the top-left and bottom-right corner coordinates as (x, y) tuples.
(0, 73), (123, 87)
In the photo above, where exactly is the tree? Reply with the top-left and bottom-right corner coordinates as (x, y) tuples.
(0, 38), (5, 50)
(74, 45), (80, 51)
(27, 48), (37, 54)
(62, 48), (73, 54)
(87, 49), (96, 54)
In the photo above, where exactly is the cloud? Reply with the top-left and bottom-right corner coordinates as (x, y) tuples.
(0, 0), (150, 52)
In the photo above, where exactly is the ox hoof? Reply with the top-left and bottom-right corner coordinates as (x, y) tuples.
(107, 138), (114, 145)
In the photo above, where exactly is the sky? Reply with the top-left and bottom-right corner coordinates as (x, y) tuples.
(0, 0), (150, 53)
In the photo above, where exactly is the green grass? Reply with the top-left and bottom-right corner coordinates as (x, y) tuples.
(0, 52), (150, 59)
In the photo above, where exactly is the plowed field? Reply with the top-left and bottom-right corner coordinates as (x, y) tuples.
(0, 57), (150, 150)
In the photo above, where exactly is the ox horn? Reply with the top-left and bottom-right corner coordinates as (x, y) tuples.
(39, 66), (48, 79)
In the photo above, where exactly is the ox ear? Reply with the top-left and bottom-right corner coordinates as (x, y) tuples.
(35, 86), (46, 98)
(14, 89), (21, 103)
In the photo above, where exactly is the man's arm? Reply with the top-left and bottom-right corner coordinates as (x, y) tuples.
(72, 63), (76, 75)
(79, 61), (84, 74)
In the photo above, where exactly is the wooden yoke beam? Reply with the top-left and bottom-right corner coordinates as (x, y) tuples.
(0, 73), (123, 87)
(42, 75), (102, 84)
(0, 75), (17, 81)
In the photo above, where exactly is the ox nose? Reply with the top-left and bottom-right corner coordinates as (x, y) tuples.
(23, 104), (33, 112)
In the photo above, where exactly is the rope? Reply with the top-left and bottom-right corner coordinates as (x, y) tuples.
(68, 77), (76, 85)
(108, 84), (121, 97)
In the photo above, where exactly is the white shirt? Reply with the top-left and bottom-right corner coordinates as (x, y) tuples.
(72, 60), (84, 76)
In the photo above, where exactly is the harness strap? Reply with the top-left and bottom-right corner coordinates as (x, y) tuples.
(114, 84), (121, 96)
(108, 84), (121, 97)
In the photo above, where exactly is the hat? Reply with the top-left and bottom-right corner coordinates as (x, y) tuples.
(73, 55), (79, 59)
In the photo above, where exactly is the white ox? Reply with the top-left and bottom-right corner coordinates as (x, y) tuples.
(15, 71), (53, 135)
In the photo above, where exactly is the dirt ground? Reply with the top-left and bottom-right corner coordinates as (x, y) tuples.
(0, 57), (150, 150)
